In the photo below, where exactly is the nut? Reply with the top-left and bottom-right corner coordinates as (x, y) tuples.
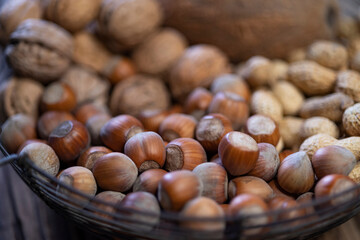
(248, 143), (280, 182)
(228, 176), (274, 201)
(334, 137), (360, 160)
(343, 103), (360, 136)
(349, 161), (360, 183)
(157, 170), (202, 211)
(184, 88), (213, 120)
(0, 114), (37, 153)
(287, 60), (336, 96)
(277, 151), (315, 194)
(77, 146), (112, 171)
(287, 48), (306, 63)
(100, 115), (144, 152)
(91, 191), (126, 218)
(74, 103), (109, 125)
(279, 150), (296, 163)
(279, 117), (304, 150)
(17, 139), (48, 154)
(244, 114), (280, 146)
(5, 19), (73, 83)
(271, 81), (304, 116)
(299, 116), (339, 140)
(208, 91), (249, 130)
(48, 120), (90, 164)
(132, 168), (167, 195)
(104, 57), (136, 85)
(165, 138), (207, 171)
(132, 28), (187, 75)
(85, 113), (112, 146)
(299, 134), (337, 160)
(158, 113), (197, 142)
(124, 131), (166, 172)
(312, 146), (356, 179)
(268, 179), (293, 199)
(268, 196), (305, 224)
(93, 152), (138, 192)
(335, 70), (360, 102)
(169, 44), (229, 102)
(193, 162), (228, 204)
(218, 131), (259, 176)
(19, 142), (60, 176)
(210, 73), (251, 102)
(240, 56), (272, 89)
(250, 89), (283, 123)
(37, 111), (75, 140)
(40, 82), (77, 113)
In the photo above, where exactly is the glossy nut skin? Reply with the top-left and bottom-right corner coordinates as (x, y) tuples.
(184, 87), (213, 120)
(195, 113), (233, 153)
(40, 82), (77, 112)
(48, 120), (90, 164)
(218, 131), (259, 176)
(100, 115), (144, 152)
(107, 57), (136, 85)
(244, 114), (280, 146)
(228, 176), (274, 201)
(124, 131), (166, 172)
(77, 146), (112, 170)
(193, 162), (228, 204)
(133, 168), (167, 194)
(74, 103), (109, 124)
(92, 152), (138, 192)
(37, 111), (75, 139)
(165, 138), (207, 171)
(157, 170), (202, 212)
(268, 196), (306, 223)
(158, 113), (197, 142)
(91, 191), (126, 218)
(85, 113), (112, 146)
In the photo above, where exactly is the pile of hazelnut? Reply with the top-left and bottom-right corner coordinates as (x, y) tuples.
(2, 0), (360, 236)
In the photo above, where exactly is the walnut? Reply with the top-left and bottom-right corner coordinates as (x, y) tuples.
(110, 75), (170, 116)
(43, 0), (102, 33)
(5, 19), (73, 83)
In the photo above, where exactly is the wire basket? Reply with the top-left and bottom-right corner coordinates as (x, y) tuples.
(1, 141), (360, 240)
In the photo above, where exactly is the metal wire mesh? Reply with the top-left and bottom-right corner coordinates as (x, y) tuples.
(2, 142), (360, 240)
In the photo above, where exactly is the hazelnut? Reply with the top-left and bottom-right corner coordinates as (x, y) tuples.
(296, 192), (316, 217)
(244, 114), (280, 146)
(133, 169), (167, 195)
(277, 151), (315, 194)
(37, 111), (75, 140)
(184, 88), (213, 120)
(157, 170), (202, 211)
(19, 142), (60, 176)
(77, 146), (112, 171)
(85, 113), (112, 146)
(195, 113), (233, 153)
(279, 150), (296, 163)
(211, 73), (251, 102)
(180, 197), (225, 233)
(100, 115), (144, 152)
(343, 103), (360, 136)
(250, 89), (283, 123)
(105, 57), (136, 85)
(40, 82), (77, 113)
(124, 131), (166, 172)
(165, 138), (207, 171)
(268, 179), (293, 199)
(228, 176), (274, 201)
(91, 191), (126, 219)
(92, 152), (138, 192)
(248, 143), (280, 182)
(74, 103), (109, 125)
(300, 116), (339, 140)
(48, 120), (90, 164)
(312, 146), (356, 179)
(335, 70), (360, 102)
(57, 166), (97, 201)
(193, 162), (228, 204)
(218, 131), (259, 176)
(17, 139), (48, 154)
(159, 113), (197, 142)
(268, 196), (305, 224)
(208, 91), (249, 130)
(0, 114), (37, 153)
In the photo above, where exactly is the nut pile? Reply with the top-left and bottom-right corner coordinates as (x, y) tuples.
(1, 0), (360, 235)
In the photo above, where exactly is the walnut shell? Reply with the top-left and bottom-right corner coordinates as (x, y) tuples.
(44, 0), (102, 33)
(250, 89), (283, 123)
(5, 19), (73, 83)
(0, 77), (44, 123)
(97, 0), (163, 50)
(61, 66), (110, 107)
(169, 44), (230, 102)
(132, 28), (187, 75)
(110, 75), (170, 116)
(0, 0), (42, 45)
(336, 70), (360, 103)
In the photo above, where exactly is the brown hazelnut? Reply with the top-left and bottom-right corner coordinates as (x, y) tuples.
(40, 82), (77, 113)
(192, 162), (228, 204)
(105, 57), (136, 85)
(211, 73), (251, 102)
(124, 131), (166, 172)
(248, 143), (280, 182)
(184, 88), (213, 120)
(244, 114), (280, 146)
(157, 170), (202, 211)
(19, 142), (60, 176)
(312, 145), (356, 179)
(195, 113), (233, 153)
(37, 111), (75, 140)
(268, 179), (293, 199)
(228, 176), (274, 201)
(279, 150), (296, 163)
(74, 103), (109, 125)
(218, 131), (259, 176)
(17, 139), (48, 154)
(296, 192), (316, 217)
(159, 113), (197, 142)
(100, 115), (144, 152)
(85, 113), (112, 146)
(208, 91), (249, 130)
(92, 152), (138, 192)
(277, 151), (315, 194)
(133, 169), (167, 195)
(77, 146), (112, 171)
(268, 196), (305, 224)
(165, 138), (207, 171)
(0, 114), (37, 153)
(91, 191), (126, 219)
(48, 120), (90, 164)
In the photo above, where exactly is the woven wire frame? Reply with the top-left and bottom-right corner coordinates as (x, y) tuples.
(2, 143), (360, 240)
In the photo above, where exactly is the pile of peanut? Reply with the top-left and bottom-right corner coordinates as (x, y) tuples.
(1, 0), (360, 236)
